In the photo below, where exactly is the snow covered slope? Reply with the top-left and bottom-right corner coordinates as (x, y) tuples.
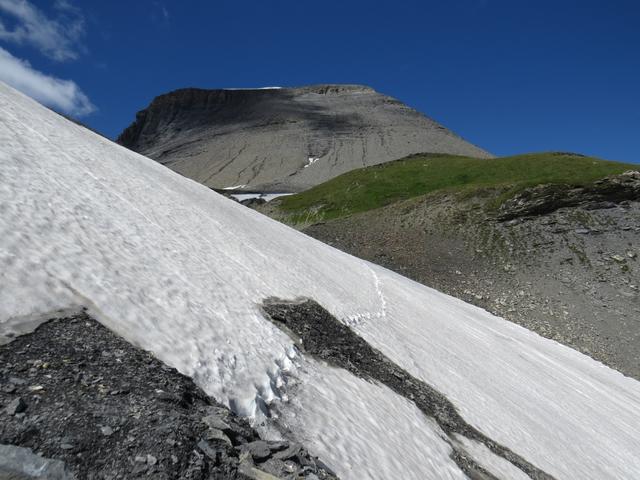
(1, 82), (639, 479)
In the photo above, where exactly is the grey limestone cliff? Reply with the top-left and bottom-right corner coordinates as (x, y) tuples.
(118, 85), (492, 192)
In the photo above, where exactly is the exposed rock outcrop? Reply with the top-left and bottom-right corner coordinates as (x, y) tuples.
(262, 298), (555, 480)
(498, 170), (640, 221)
(117, 85), (492, 192)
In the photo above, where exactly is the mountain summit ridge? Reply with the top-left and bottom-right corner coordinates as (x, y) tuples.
(117, 84), (492, 192)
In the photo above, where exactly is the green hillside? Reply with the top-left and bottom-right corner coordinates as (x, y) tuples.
(278, 152), (636, 223)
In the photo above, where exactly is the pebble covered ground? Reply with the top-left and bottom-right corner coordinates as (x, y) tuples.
(300, 175), (640, 379)
(0, 312), (338, 480)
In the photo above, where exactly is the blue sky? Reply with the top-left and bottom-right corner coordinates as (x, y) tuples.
(1, 0), (639, 162)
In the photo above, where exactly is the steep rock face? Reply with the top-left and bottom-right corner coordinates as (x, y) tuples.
(117, 85), (492, 191)
(498, 170), (640, 220)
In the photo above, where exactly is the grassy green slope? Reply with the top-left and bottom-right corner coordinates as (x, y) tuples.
(278, 152), (636, 222)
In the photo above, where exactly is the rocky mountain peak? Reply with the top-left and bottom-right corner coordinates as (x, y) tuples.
(117, 84), (492, 192)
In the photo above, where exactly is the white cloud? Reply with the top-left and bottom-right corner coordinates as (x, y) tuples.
(0, 46), (94, 115)
(0, 0), (85, 61)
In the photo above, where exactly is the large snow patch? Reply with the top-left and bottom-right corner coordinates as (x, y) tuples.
(1, 83), (640, 479)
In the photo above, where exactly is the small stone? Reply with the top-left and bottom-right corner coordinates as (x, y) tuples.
(6, 397), (27, 415)
(283, 460), (296, 473)
(134, 455), (147, 463)
(202, 414), (231, 431)
(205, 427), (232, 445)
(28, 385), (44, 392)
(266, 440), (288, 452)
(100, 426), (114, 436)
(1, 383), (17, 393)
(146, 454), (157, 466)
(273, 442), (301, 460)
(241, 440), (271, 461)
(611, 254), (626, 263)
(171, 454), (178, 465)
(60, 443), (74, 450)
(198, 439), (223, 460)
(131, 463), (148, 475)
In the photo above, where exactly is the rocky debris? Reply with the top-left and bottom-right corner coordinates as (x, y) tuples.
(239, 440), (273, 461)
(262, 299), (556, 480)
(0, 444), (73, 480)
(498, 171), (640, 220)
(300, 189), (640, 380)
(5, 397), (27, 415)
(117, 85), (492, 192)
(0, 313), (338, 480)
(241, 197), (267, 208)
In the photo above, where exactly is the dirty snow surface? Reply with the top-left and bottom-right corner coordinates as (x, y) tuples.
(1, 82), (640, 479)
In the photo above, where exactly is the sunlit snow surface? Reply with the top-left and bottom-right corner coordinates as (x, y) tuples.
(1, 83), (640, 479)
